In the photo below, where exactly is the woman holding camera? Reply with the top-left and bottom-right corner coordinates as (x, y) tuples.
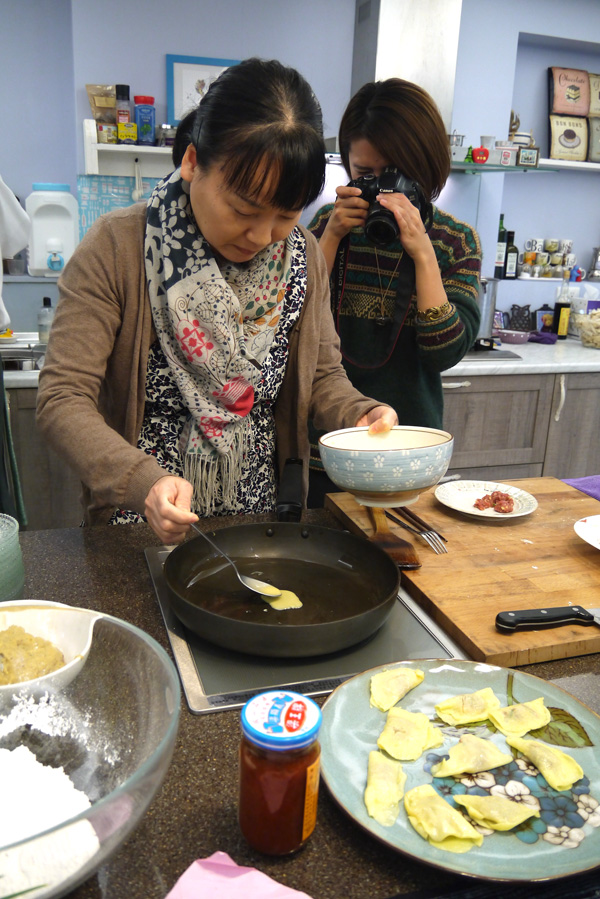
(307, 78), (481, 505)
(37, 58), (396, 543)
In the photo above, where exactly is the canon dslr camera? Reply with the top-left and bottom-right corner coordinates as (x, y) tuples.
(348, 167), (425, 247)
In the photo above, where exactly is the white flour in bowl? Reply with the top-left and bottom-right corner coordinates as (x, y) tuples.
(0, 745), (100, 898)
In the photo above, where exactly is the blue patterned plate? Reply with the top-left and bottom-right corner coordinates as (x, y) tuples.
(320, 659), (600, 881)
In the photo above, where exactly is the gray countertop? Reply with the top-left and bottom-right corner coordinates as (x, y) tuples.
(446, 337), (600, 377)
(16, 516), (600, 899)
(4, 336), (600, 389)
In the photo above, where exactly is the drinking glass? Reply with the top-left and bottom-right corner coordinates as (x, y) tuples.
(0, 513), (25, 601)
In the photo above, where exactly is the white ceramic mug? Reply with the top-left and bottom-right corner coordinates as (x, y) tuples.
(559, 239), (573, 254)
(565, 253), (578, 267)
(550, 252), (563, 265)
(525, 238), (544, 252)
(513, 131), (533, 148)
(544, 238), (559, 253)
(536, 252), (550, 265)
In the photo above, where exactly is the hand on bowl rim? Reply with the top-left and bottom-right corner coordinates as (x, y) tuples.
(356, 405), (398, 435)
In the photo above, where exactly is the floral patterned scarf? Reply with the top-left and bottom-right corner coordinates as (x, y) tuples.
(145, 169), (292, 514)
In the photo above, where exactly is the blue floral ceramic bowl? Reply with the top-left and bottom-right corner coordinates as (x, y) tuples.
(319, 425), (454, 507)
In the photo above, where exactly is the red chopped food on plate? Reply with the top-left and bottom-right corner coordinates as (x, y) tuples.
(474, 491), (514, 513)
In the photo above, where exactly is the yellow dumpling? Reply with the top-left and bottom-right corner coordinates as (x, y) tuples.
(404, 784), (483, 853)
(507, 736), (584, 792)
(435, 687), (501, 726)
(488, 697), (551, 737)
(370, 666), (424, 712)
(453, 794), (540, 830)
(364, 750), (407, 827)
(431, 734), (512, 778)
(377, 707), (444, 761)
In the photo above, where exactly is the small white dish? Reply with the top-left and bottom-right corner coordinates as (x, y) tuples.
(434, 480), (538, 519)
(0, 599), (100, 696)
(574, 514), (600, 550)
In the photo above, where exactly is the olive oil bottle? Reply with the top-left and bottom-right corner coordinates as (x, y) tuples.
(494, 213), (508, 279)
(503, 231), (518, 279)
(552, 275), (571, 339)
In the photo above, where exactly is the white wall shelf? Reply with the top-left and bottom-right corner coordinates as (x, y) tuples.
(451, 158), (600, 175)
(83, 119), (173, 178)
(538, 158), (600, 173)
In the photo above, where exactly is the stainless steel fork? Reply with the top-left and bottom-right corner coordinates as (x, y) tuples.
(384, 510), (448, 555)
(394, 506), (448, 554)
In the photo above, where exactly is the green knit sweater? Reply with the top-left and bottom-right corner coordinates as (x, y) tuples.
(309, 204), (481, 423)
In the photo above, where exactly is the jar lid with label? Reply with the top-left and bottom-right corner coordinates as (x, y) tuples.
(241, 691), (322, 750)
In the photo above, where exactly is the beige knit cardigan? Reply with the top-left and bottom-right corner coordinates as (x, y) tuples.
(37, 203), (379, 524)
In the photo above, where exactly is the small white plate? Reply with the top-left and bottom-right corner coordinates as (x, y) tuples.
(434, 480), (538, 519)
(574, 514), (600, 551)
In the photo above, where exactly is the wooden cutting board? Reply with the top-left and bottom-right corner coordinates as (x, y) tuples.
(325, 477), (600, 667)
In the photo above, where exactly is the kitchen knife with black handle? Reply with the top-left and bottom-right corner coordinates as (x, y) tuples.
(496, 606), (600, 633)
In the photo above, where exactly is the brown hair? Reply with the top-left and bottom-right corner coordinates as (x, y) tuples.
(339, 78), (450, 201)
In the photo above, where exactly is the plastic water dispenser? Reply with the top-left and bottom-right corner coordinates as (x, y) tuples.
(25, 183), (79, 277)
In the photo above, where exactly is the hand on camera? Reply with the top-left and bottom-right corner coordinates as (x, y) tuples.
(376, 192), (433, 263)
(326, 184), (369, 240)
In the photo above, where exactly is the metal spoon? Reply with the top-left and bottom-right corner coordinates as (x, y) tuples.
(188, 522), (281, 598)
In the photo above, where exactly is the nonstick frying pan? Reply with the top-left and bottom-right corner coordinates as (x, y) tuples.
(163, 521), (400, 658)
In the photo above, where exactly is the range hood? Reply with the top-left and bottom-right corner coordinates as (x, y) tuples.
(351, 0), (463, 131)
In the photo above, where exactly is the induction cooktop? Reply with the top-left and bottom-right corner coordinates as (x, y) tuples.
(145, 547), (467, 714)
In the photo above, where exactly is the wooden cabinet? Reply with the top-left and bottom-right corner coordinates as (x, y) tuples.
(442, 370), (600, 481)
(543, 372), (600, 478)
(7, 388), (82, 530)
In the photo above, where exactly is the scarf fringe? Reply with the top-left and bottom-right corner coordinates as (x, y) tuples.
(184, 425), (250, 516)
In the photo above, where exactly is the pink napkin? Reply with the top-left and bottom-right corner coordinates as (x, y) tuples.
(165, 851), (315, 899)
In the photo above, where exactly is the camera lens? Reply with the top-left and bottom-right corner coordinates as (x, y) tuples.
(364, 204), (399, 246)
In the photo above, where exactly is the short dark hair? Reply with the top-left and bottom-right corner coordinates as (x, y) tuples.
(339, 79), (450, 201)
(189, 58), (325, 210)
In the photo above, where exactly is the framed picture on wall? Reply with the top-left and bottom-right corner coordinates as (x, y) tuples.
(166, 55), (240, 125)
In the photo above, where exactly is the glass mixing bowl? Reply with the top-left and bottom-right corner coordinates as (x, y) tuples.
(0, 610), (180, 898)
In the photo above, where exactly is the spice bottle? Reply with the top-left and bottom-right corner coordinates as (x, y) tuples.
(134, 95), (156, 145)
(239, 690), (322, 855)
(115, 85), (131, 123)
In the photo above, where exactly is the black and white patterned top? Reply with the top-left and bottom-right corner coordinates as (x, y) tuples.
(109, 229), (307, 525)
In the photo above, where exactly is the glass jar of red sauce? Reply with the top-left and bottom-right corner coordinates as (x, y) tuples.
(239, 690), (322, 855)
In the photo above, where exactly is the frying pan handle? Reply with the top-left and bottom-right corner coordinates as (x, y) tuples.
(277, 458), (303, 522)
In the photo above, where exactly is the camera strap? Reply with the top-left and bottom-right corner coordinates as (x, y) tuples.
(332, 236), (416, 370)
